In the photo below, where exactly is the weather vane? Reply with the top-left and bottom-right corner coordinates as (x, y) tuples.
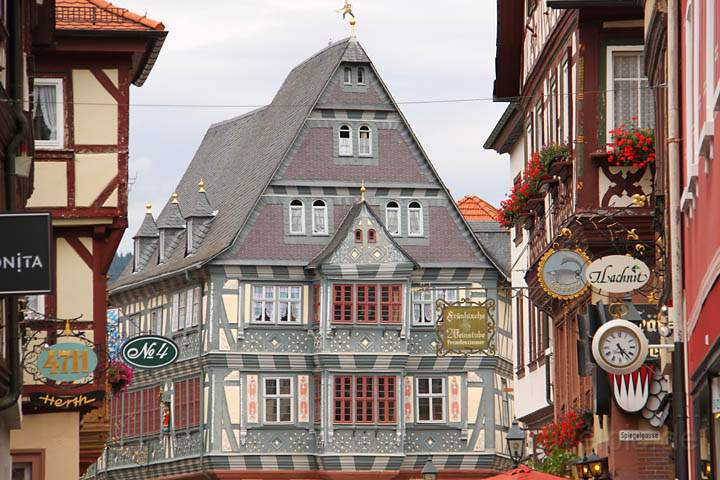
(337, 0), (357, 36)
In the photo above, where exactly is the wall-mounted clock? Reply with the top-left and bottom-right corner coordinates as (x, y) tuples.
(591, 319), (649, 375)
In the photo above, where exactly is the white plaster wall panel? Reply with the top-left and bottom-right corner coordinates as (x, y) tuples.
(72, 69), (118, 145)
(26, 161), (67, 207)
(10, 412), (80, 479)
(467, 386), (484, 423)
(56, 237), (93, 321)
(74, 153), (118, 207)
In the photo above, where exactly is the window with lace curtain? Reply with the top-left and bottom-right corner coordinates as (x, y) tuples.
(408, 201), (423, 237)
(289, 199), (305, 234)
(412, 287), (459, 325)
(339, 125), (353, 156)
(606, 47), (656, 135)
(385, 201), (400, 236)
(358, 126), (371, 156)
(252, 285), (302, 324)
(33, 78), (64, 149)
(312, 199), (328, 235)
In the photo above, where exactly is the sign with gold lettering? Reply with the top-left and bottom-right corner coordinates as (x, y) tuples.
(436, 298), (496, 356)
(29, 391), (104, 410)
(37, 342), (98, 383)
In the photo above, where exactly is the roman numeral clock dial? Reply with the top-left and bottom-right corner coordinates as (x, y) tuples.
(591, 319), (650, 375)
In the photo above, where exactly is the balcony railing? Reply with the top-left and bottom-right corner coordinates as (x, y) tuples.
(56, 6), (136, 25)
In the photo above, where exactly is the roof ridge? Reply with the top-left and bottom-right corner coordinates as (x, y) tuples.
(285, 37), (352, 76)
(84, 0), (165, 30)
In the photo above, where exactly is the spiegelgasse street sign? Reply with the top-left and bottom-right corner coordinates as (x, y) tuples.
(121, 335), (179, 369)
(0, 213), (52, 294)
(618, 430), (661, 442)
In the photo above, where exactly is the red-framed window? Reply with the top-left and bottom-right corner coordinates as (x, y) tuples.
(377, 376), (396, 423)
(312, 284), (321, 324)
(354, 229), (363, 243)
(355, 376), (374, 423)
(109, 393), (121, 439)
(142, 386), (161, 436)
(334, 376), (353, 423)
(314, 375), (321, 424)
(356, 285), (377, 323)
(333, 285), (353, 323)
(368, 229), (376, 243)
(173, 377), (201, 431)
(380, 285), (402, 323)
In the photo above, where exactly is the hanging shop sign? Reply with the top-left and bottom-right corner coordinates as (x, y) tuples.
(537, 248), (590, 300)
(610, 365), (653, 413)
(29, 391), (104, 410)
(591, 319), (649, 375)
(584, 255), (651, 293)
(0, 213), (52, 294)
(436, 299), (496, 356)
(37, 342), (98, 383)
(121, 335), (179, 369)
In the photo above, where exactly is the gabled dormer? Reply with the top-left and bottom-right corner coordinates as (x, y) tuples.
(185, 179), (215, 255)
(156, 192), (185, 263)
(133, 203), (159, 272)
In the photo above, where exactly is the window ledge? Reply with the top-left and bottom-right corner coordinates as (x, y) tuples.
(245, 323), (306, 329)
(680, 187), (696, 215)
(332, 424), (398, 430)
(516, 368), (526, 379)
(696, 121), (714, 159)
(331, 324), (403, 329)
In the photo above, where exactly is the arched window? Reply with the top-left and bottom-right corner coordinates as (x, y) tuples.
(358, 126), (371, 156)
(343, 67), (352, 85)
(357, 66), (365, 85)
(385, 201), (400, 236)
(355, 229), (363, 243)
(289, 199), (305, 234)
(368, 229), (376, 243)
(408, 201), (423, 237)
(312, 199), (328, 235)
(339, 125), (352, 156)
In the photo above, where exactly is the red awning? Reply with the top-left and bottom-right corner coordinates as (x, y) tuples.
(483, 465), (569, 479)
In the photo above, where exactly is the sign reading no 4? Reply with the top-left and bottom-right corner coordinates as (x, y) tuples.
(38, 343), (98, 382)
(121, 335), (179, 369)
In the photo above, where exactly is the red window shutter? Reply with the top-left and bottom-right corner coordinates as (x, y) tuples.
(190, 378), (201, 427)
(334, 376), (352, 423)
(380, 285), (402, 323)
(174, 380), (185, 430)
(377, 376), (397, 423)
(356, 285), (377, 323)
(332, 285), (353, 323)
(355, 376), (374, 423)
(314, 375), (321, 424)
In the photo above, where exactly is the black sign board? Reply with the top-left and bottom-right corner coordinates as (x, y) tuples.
(0, 213), (52, 294)
(29, 391), (104, 410)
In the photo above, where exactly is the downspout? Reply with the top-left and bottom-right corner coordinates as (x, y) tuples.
(666, 1), (689, 478)
(0, 0), (28, 412)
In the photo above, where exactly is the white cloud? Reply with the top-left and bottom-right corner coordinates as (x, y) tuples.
(116, 0), (510, 252)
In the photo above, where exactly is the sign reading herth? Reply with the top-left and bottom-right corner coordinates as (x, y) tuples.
(436, 298), (496, 356)
(0, 213), (52, 294)
(30, 391), (104, 410)
(121, 335), (179, 369)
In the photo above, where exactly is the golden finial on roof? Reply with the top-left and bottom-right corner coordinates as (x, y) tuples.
(336, 0), (356, 36)
(198, 179), (206, 193)
(145, 201), (152, 213)
(171, 192), (179, 204)
(360, 181), (366, 202)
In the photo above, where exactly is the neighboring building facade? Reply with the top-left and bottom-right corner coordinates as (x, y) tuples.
(87, 37), (514, 479)
(10, 1), (165, 477)
(486, 0), (675, 477)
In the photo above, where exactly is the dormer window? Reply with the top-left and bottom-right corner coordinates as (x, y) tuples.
(186, 219), (194, 252)
(354, 229), (363, 243)
(159, 230), (166, 263)
(312, 200), (328, 235)
(339, 125), (352, 156)
(289, 200), (305, 235)
(385, 201), (400, 236)
(357, 67), (365, 85)
(358, 126), (371, 156)
(368, 229), (376, 243)
(408, 201), (423, 237)
(133, 239), (140, 272)
(343, 67), (352, 85)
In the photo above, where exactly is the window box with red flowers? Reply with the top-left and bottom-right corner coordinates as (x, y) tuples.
(108, 360), (133, 395)
(605, 119), (655, 168)
(535, 409), (593, 453)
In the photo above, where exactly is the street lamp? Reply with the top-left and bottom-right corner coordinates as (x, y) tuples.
(586, 451), (605, 478)
(574, 452), (609, 479)
(574, 456), (591, 479)
(421, 458), (438, 480)
(506, 419), (526, 467)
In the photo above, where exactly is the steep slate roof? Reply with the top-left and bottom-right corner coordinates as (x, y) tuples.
(457, 195), (499, 221)
(133, 211), (158, 238)
(156, 194), (184, 229)
(468, 221), (511, 279)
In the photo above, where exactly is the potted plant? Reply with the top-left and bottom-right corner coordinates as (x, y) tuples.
(606, 118), (655, 168)
(108, 360), (133, 394)
(540, 142), (571, 176)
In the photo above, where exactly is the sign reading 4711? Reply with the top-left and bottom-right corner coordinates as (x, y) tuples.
(121, 335), (179, 369)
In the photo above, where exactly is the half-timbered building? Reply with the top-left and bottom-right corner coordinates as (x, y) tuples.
(88, 37), (514, 479)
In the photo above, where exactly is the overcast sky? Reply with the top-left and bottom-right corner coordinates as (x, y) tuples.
(116, 0), (509, 252)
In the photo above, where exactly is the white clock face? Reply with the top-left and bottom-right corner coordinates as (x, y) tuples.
(600, 329), (640, 367)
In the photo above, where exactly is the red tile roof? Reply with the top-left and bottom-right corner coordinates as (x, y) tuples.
(56, 0), (164, 32)
(457, 195), (499, 221)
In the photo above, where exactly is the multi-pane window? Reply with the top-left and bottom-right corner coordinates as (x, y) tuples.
(357, 66), (365, 84)
(368, 229), (376, 243)
(358, 126), (371, 156)
(142, 386), (161, 436)
(561, 59), (570, 145)
(608, 48), (655, 131)
(385, 201), (400, 235)
(33, 78), (64, 149)
(343, 67), (352, 84)
(289, 199), (305, 234)
(333, 375), (397, 424)
(332, 284), (403, 324)
(264, 377), (293, 423)
(408, 201), (423, 236)
(312, 200), (328, 235)
(417, 377), (445, 422)
(412, 288), (459, 325)
(111, 386), (162, 440)
(174, 377), (201, 431)
(252, 285), (302, 324)
(173, 287), (199, 332)
(549, 77), (558, 143)
(534, 102), (544, 150)
(339, 125), (353, 156)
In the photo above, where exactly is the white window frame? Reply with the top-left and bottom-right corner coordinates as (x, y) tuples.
(251, 285), (302, 325)
(159, 230), (166, 263)
(33, 78), (64, 149)
(133, 239), (140, 272)
(549, 77), (558, 143)
(289, 200), (305, 235)
(338, 125), (353, 156)
(416, 377), (445, 423)
(358, 126), (372, 157)
(407, 201), (423, 237)
(412, 287), (459, 326)
(312, 200), (328, 235)
(24, 295), (46, 320)
(561, 60), (570, 145)
(263, 377), (294, 424)
(186, 220), (194, 252)
(605, 45), (654, 135)
(385, 201), (401, 236)
(343, 67), (352, 85)
(357, 66), (366, 85)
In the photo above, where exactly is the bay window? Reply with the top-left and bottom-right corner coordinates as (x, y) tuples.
(412, 287), (459, 325)
(606, 47), (655, 133)
(332, 284), (403, 324)
(252, 285), (302, 324)
(264, 377), (293, 423)
(333, 375), (397, 424)
(417, 377), (445, 422)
